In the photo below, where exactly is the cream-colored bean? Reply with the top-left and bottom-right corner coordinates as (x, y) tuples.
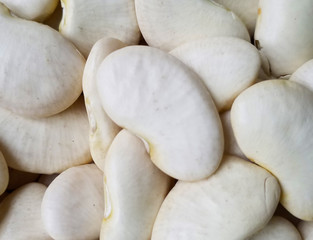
(0, 0), (58, 21)
(101, 129), (173, 239)
(83, 37), (126, 170)
(135, 0), (249, 51)
(0, 183), (51, 239)
(0, 97), (91, 174)
(42, 164), (103, 240)
(97, 46), (224, 181)
(255, 0), (313, 77)
(0, 3), (85, 118)
(170, 37), (260, 111)
(232, 80), (313, 220)
(152, 155), (280, 240)
(59, 0), (140, 57)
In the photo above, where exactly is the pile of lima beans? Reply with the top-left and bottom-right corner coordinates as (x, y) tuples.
(0, 0), (313, 239)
